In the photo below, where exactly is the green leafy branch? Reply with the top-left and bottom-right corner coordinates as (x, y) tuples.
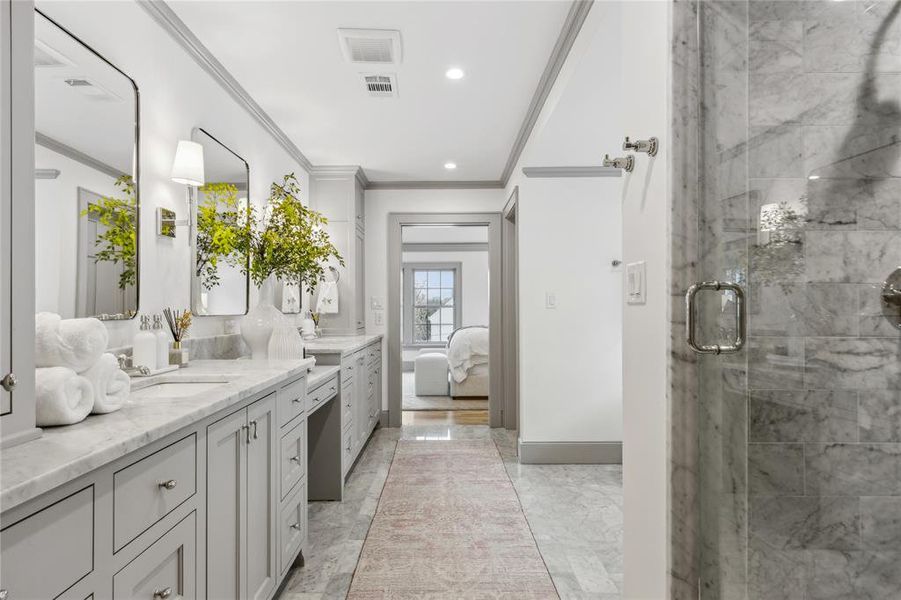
(195, 182), (248, 290)
(81, 175), (137, 290)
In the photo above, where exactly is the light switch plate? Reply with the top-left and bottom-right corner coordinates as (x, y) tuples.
(370, 297), (384, 310)
(545, 292), (557, 309)
(374, 311), (384, 326)
(626, 261), (646, 305)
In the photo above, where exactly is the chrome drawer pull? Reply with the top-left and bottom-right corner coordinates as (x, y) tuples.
(292, 397), (303, 403)
(251, 420), (259, 440)
(290, 455), (302, 463)
(153, 587), (172, 599)
(291, 523), (302, 531)
(685, 280), (746, 355)
(159, 479), (178, 490)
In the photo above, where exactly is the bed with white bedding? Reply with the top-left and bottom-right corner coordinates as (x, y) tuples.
(446, 326), (489, 397)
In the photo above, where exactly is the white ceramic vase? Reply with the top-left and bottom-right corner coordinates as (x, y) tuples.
(241, 277), (282, 360)
(268, 315), (305, 360)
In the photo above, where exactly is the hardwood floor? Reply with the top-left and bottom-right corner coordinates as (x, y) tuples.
(401, 409), (489, 425)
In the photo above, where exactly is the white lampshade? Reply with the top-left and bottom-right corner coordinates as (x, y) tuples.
(170, 140), (205, 186)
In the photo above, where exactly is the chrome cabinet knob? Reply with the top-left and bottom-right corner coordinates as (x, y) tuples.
(0, 588), (9, 600)
(153, 587), (172, 599)
(291, 523), (302, 531)
(159, 479), (177, 490)
(1, 373), (17, 392)
(290, 455), (302, 463)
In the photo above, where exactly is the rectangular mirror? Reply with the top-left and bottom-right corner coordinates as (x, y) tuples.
(191, 127), (250, 316)
(33, 10), (139, 320)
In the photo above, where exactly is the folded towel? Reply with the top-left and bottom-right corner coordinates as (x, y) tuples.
(82, 353), (130, 414)
(35, 312), (109, 372)
(282, 283), (301, 314)
(316, 281), (339, 314)
(35, 367), (94, 426)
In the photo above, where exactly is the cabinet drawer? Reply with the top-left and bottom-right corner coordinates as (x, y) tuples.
(340, 356), (355, 382)
(113, 512), (196, 600)
(113, 434), (197, 551)
(279, 481), (306, 575)
(280, 418), (306, 500)
(366, 344), (381, 366)
(342, 428), (354, 474)
(307, 376), (338, 414)
(278, 377), (306, 428)
(341, 382), (353, 427)
(0, 486), (94, 599)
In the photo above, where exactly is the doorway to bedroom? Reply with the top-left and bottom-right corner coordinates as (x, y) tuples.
(386, 213), (507, 430)
(400, 225), (490, 424)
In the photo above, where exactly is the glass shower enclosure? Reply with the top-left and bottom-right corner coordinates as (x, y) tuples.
(672, 0), (901, 598)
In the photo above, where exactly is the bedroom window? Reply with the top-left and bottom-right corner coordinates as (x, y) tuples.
(402, 263), (462, 347)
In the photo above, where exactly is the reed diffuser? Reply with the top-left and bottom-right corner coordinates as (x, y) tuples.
(163, 308), (192, 366)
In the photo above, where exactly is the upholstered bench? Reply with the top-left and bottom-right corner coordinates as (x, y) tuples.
(414, 349), (449, 396)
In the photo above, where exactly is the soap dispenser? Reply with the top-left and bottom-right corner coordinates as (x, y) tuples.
(153, 314), (169, 369)
(133, 315), (158, 371)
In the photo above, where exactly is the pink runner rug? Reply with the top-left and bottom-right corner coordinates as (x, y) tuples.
(347, 440), (559, 599)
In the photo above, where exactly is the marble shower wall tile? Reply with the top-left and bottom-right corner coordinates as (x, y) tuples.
(749, 390), (858, 442)
(750, 496), (860, 550)
(860, 496), (901, 550)
(859, 390), (901, 442)
(805, 337), (901, 390)
(748, 443), (804, 495)
(804, 231), (901, 284)
(805, 443), (901, 496)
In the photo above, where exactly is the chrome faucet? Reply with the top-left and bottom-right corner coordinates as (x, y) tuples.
(117, 354), (151, 376)
(602, 154), (634, 172)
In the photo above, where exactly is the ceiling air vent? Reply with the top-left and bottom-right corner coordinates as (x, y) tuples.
(63, 77), (122, 102)
(34, 39), (75, 68)
(338, 29), (402, 65)
(362, 74), (397, 98)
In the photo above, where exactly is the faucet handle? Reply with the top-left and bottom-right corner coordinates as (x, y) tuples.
(117, 354), (129, 369)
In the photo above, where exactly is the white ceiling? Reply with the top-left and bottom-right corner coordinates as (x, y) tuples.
(168, 1), (571, 183)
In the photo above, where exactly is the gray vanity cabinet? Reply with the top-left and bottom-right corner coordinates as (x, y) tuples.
(206, 392), (277, 600)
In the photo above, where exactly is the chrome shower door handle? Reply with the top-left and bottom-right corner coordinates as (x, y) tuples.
(685, 281), (746, 355)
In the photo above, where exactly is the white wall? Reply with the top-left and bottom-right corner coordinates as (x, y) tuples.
(618, 2), (671, 598)
(502, 0), (624, 446)
(35, 1), (311, 348)
(34, 145), (118, 318)
(364, 188), (506, 407)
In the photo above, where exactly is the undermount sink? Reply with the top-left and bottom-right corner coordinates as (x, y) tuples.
(130, 375), (232, 400)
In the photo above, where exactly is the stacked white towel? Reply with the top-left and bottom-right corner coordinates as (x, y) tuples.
(35, 312), (108, 372)
(35, 367), (94, 426)
(82, 353), (131, 414)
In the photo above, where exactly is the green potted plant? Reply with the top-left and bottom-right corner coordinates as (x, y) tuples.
(196, 173), (342, 358)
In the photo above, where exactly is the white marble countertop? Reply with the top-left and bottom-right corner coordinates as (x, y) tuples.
(303, 334), (383, 356)
(307, 365), (340, 390)
(0, 358), (314, 513)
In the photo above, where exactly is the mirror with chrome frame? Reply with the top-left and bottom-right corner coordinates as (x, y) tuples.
(33, 10), (140, 320)
(190, 128), (250, 316)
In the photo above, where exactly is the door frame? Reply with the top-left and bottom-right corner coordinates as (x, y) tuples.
(502, 188), (519, 431)
(387, 212), (503, 427)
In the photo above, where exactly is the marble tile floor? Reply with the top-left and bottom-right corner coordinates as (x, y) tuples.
(277, 425), (623, 600)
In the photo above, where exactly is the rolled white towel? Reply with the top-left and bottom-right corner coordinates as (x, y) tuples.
(35, 312), (109, 372)
(35, 367), (94, 426)
(82, 353), (130, 414)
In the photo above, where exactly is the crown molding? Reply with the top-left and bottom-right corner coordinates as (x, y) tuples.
(309, 164), (370, 188)
(522, 166), (621, 178)
(36, 132), (126, 179)
(139, 0), (313, 172)
(367, 180), (504, 191)
(499, 0), (594, 186)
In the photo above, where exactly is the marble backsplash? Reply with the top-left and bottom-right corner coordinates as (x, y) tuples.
(109, 333), (249, 361)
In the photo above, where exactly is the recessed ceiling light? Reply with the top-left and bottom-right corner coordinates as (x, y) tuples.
(445, 67), (465, 80)
(444, 162), (457, 170)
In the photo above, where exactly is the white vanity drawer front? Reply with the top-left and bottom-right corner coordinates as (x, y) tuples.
(278, 376), (307, 428)
(307, 376), (338, 414)
(342, 428), (354, 474)
(113, 512), (196, 600)
(279, 481), (306, 575)
(340, 355), (356, 382)
(280, 418), (306, 500)
(0, 486), (94, 599)
(113, 433), (197, 551)
(341, 381), (353, 428)
(367, 343), (381, 366)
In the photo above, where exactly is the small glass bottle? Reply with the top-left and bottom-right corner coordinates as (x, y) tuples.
(153, 315), (169, 369)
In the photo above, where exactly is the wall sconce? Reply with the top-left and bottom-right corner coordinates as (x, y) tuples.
(166, 140), (205, 237)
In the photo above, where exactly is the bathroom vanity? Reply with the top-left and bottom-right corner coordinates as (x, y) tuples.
(0, 358), (319, 600)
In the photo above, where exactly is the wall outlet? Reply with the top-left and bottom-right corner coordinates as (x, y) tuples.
(374, 311), (384, 326)
(545, 292), (557, 309)
(370, 296), (384, 310)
